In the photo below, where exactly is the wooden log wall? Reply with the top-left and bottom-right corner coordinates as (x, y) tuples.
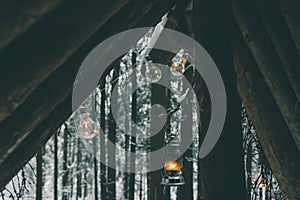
(233, 0), (300, 150)
(233, 0), (300, 199)
(234, 33), (300, 200)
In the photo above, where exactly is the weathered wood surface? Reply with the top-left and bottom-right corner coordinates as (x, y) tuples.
(0, 0), (128, 122)
(233, 0), (300, 151)
(253, 0), (300, 101)
(0, 0), (180, 190)
(277, 0), (300, 55)
(233, 33), (300, 200)
(0, 0), (62, 50)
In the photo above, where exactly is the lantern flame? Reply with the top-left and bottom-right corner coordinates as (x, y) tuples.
(164, 160), (182, 171)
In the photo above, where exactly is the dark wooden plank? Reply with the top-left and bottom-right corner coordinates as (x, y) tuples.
(0, 0), (62, 50)
(253, 0), (300, 101)
(0, 95), (72, 191)
(0, 0), (128, 122)
(277, 0), (300, 55)
(233, 0), (300, 151)
(233, 32), (300, 200)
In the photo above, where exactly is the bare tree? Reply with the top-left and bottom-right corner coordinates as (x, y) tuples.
(36, 148), (43, 200)
(62, 125), (69, 200)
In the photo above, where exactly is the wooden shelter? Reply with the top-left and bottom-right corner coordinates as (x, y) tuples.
(0, 0), (299, 199)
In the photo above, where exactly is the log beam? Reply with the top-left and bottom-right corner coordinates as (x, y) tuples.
(0, 0), (128, 122)
(277, 0), (300, 55)
(233, 0), (300, 150)
(253, 0), (300, 101)
(0, 0), (62, 50)
(233, 33), (300, 200)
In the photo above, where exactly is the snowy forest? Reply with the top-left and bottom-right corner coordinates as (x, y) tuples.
(1, 106), (286, 200)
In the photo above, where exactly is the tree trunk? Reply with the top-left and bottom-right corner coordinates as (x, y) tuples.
(67, 120), (75, 199)
(83, 170), (88, 199)
(62, 126), (69, 200)
(54, 131), (58, 200)
(36, 148), (43, 200)
(246, 139), (252, 200)
(100, 81), (116, 200)
(149, 84), (168, 200)
(76, 139), (82, 200)
(177, 148), (193, 200)
(93, 139), (99, 200)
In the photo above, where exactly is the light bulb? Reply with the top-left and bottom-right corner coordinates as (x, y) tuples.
(170, 49), (189, 76)
(170, 57), (186, 76)
(145, 61), (162, 83)
(78, 113), (99, 139)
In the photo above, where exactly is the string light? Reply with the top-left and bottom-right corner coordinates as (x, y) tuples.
(170, 49), (189, 77)
(78, 112), (99, 139)
(170, 57), (186, 76)
(145, 61), (162, 83)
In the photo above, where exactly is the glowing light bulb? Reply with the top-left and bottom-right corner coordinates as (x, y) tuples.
(170, 49), (189, 76)
(145, 61), (162, 83)
(78, 113), (99, 139)
(170, 57), (186, 76)
(164, 160), (182, 171)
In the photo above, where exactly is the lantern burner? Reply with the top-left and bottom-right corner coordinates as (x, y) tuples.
(161, 169), (185, 186)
